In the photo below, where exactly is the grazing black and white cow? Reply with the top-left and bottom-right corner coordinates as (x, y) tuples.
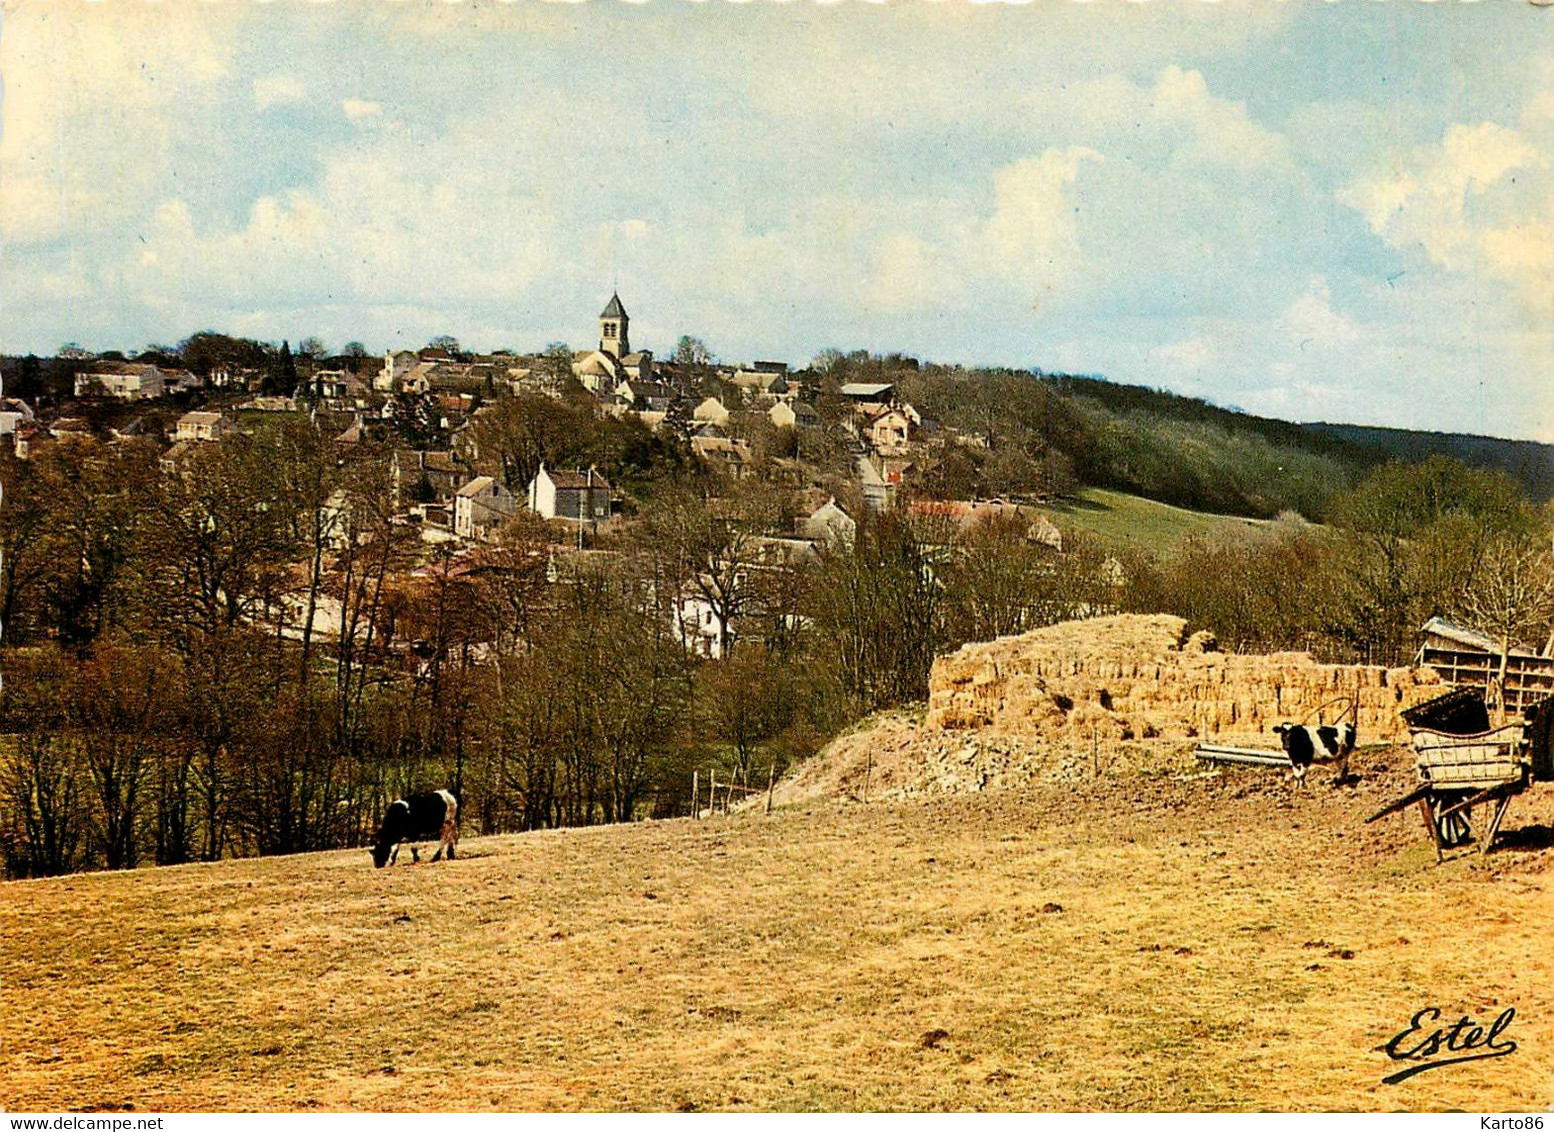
(371, 789), (459, 868)
(1272, 722), (1356, 787)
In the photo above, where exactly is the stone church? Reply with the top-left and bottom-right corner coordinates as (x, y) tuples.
(572, 292), (655, 391)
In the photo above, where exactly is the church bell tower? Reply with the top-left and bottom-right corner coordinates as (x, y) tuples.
(600, 292), (630, 357)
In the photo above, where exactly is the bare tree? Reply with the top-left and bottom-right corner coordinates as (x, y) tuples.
(674, 336), (714, 367)
(0, 449), (61, 644)
(812, 510), (944, 709)
(945, 512), (1060, 642)
(1457, 530), (1554, 698)
(643, 482), (783, 659)
(76, 646), (161, 869)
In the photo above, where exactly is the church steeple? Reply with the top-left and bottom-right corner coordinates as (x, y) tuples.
(599, 292), (629, 357)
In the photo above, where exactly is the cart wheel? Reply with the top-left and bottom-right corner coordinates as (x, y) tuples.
(1434, 805), (1472, 848)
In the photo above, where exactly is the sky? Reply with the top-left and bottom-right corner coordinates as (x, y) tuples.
(2, 0), (1552, 441)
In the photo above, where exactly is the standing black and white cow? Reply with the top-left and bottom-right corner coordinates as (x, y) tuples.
(1272, 722), (1356, 787)
(371, 789), (459, 867)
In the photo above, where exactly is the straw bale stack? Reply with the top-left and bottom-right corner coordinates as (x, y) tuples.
(926, 614), (1442, 746)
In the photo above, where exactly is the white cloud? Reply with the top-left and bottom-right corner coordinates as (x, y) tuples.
(1150, 336), (1218, 373)
(254, 74), (307, 111)
(1151, 66), (1291, 172)
(0, 5), (235, 246)
(342, 99), (383, 122)
(123, 130), (566, 323)
(866, 232), (951, 313)
(982, 148), (1103, 298)
(1340, 118), (1553, 315)
(1280, 277), (1361, 350)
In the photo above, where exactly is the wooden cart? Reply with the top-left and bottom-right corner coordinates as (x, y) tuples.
(1367, 722), (1531, 858)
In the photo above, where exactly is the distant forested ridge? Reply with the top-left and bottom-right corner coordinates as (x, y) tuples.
(1301, 421), (1554, 501)
(886, 361), (1553, 519)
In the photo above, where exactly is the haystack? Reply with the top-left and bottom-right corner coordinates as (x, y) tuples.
(926, 613), (1441, 746)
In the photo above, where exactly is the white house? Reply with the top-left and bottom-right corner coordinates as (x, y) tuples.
(377, 350), (418, 393)
(454, 476), (518, 541)
(770, 399), (819, 430)
(174, 410), (232, 442)
(863, 407), (913, 454)
(799, 497), (856, 548)
(75, 362), (167, 400)
(526, 464), (612, 522)
(673, 590), (726, 659)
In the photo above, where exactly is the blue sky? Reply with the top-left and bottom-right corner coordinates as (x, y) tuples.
(3, 1), (1551, 439)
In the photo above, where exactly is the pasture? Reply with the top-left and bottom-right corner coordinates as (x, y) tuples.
(1046, 487), (1279, 554)
(3, 750), (1551, 1112)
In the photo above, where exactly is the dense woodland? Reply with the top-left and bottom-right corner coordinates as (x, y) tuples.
(2, 335), (1552, 878)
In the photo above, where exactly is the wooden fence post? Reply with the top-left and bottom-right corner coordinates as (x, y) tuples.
(692, 770), (699, 820)
(766, 762), (776, 815)
(709, 768), (717, 817)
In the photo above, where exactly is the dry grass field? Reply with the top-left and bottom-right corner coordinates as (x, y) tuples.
(3, 747), (1552, 1112)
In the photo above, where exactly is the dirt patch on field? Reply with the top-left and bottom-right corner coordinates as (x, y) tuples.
(768, 711), (1199, 808)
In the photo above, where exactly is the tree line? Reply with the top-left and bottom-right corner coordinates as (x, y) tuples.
(1120, 457), (1554, 667)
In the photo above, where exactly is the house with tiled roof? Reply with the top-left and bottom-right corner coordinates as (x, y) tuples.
(615, 379), (675, 412)
(75, 362), (167, 400)
(454, 476), (519, 541)
(798, 497), (856, 548)
(394, 449), (466, 505)
(174, 410), (232, 443)
(691, 435), (752, 478)
(730, 364), (790, 400)
(693, 396), (730, 427)
(526, 464), (613, 522)
(769, 399), (820, 430)
(861, 406), (913, 454)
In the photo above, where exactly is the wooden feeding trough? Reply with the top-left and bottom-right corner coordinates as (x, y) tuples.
(1367, 687), (1539, 858)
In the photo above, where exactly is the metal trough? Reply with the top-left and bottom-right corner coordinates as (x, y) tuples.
(1194, 744), (1292, 769)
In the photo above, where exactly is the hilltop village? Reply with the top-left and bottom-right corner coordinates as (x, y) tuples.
(3, 295), (1066, 661)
